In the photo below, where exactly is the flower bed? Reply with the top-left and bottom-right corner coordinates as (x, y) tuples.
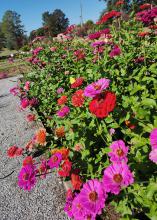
(9, 4), (157, 220)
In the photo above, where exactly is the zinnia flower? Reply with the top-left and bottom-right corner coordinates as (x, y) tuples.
(108, 140), (129, 163)
(84, 78), (110, 98)
(18, 165), (37, 191)
(57, 96), (67, 105)
(71, 89), (84, 107)
(71, 77), (84, 89)
(55, 126), (65, 138)
(7, 145), (18, 158)
(149, 149), (157, 164)
(24, 81), (30, 91)
(22, 156), (34, 166)
(20, 98), (29, 109)
(79, 179), (107, 215)
(150, 128), (157, 149)
(57, 87), (64, 94)
(58, 159), (72, 177)
(10, 86), (19, 96)
(48, 153), (62, 169)
(89, 91), (116, 118)
(38, 160), (48, 179)
(109, 45), (121, 58)
(34, 128), (46, 146)
(72, 195), (88, 219)
(71, 173), (82, 190)
(103, 162), (134, 195)
(57, 106), (70, 118)
(26, 114), (36, 122)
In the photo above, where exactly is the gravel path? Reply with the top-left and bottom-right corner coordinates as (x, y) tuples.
(0, 76), (68, 220)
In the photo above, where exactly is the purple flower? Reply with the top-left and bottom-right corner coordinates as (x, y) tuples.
(72, 194), (88, 219)
(103, 162), (134, 195)
(150, 128), (157, 149)
(57, 106), (70, 118)
(57, 87), (64, 94)
(18, 165), (37, 191)
(48, 153), (62, 169)
(109, 45), (121, 58)
(108, 140), (128, 163)
(149, 149), (157, 164)
(84, 78), (110, 98)
(79, 179), (107, 216)
(91, 41), (106, 47)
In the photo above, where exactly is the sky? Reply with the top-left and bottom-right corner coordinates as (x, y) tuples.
(0, 0), (105, 34)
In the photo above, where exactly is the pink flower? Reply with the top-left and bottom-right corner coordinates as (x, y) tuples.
(149, 149), (157, 164)
(109, 128), (115, 135)
(150, 128), (157, 149)
(103, 162), (134, 195)
(79, 179), (107, 216)
(57, 106), (70, 118)
(84, 78), (110, 98)
(24, 81), (30, 91)
(72, 195), (88, 219)
(18, 165), (37, 191)
(32, 47), (43, 56)
(50, 47), (56, 52)
(108, 140), (128, 163)
(109, 45), (121, 58)
(48, 153), (62, 169)
(38, 160), (48, 179)
(10, 86), (19, 96)
(20, 98), (29, 109)
(57, 87), (64, 94)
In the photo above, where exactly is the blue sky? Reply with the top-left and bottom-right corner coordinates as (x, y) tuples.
(0, 0), (105, 34)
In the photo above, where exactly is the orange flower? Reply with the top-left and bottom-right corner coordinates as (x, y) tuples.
(71, 173), (82, 190)
(55, 126), (65, 138)
(34, 128), (46, 146)
(51, 147), (69, 160)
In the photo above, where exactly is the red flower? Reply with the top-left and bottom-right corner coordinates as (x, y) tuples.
(58, 160), (72, 177)
(138, 32), (150, 37)
(116, 0), (124, 6)
(71, 173), (82, 190)
(97, 10), (121, 24)
(23, 156), (34, 166)
(7, 145), (18, 158)
(15, 148), (23, 156)
(57, 96), (67, 105)
(89, 91), (116, 118)
(71, 89), (84, 107)
(74, 49), (85, 60)
(140, 4), (151, 10)
(71, 77), (84, 88)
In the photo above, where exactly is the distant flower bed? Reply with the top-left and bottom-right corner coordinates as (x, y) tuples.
(9, 4), (157, 220)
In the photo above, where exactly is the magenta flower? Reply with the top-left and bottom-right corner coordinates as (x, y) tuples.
(109, 45), (121, 58)
(150, 128), (157, 149)
(149, 149), (157, 164)
(103, 162), (134, 195)
(20, 98), (29, 109)
(57, 106), (70, 118)
(84, 78), (110, 98)
(108, 140), (129, 163)
(64, 202), (74, 218)
(18, 165), (37, 191)
(32, 47), (43, 56)
(48, 153), (62, 169)
(79, 179), (107, 216)
(10, 86), (19, 96)
(72, 194), (88, 220)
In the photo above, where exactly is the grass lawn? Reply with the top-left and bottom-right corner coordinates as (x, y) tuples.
(0, 48), (31, 78)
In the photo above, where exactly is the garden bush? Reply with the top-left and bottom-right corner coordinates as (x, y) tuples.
(9, 3), (157, 220)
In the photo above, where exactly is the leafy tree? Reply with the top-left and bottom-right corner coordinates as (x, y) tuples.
(1, 10), (25, 49)
(0, 23), (5, 50)
(42, 9), (69, 36)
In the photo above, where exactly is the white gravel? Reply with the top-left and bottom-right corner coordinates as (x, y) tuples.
(0, 76), (68, 220)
